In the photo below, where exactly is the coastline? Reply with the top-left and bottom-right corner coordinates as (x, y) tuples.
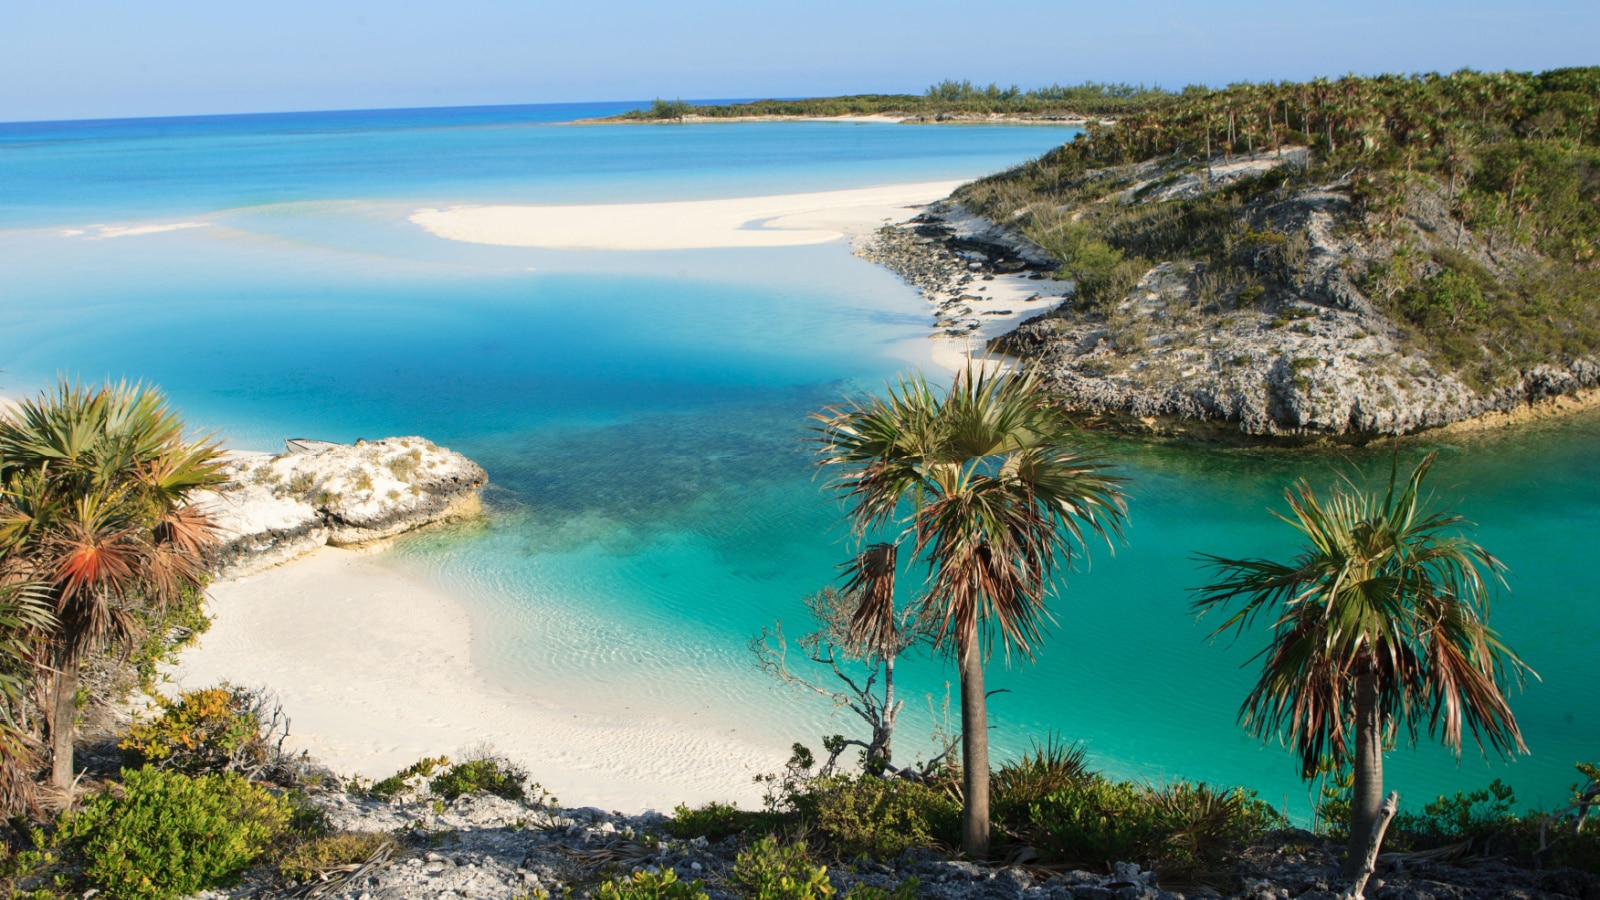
(574, 113), (1094, 126)
(409, 181), (965, 251)
(170, 547), (787, 812)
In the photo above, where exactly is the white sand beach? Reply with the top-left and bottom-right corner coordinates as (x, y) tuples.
(410, 181), (964, 251)
(170, 547), (786, 812)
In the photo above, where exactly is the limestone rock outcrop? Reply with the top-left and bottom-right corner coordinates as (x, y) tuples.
(194, 437), (487, 578)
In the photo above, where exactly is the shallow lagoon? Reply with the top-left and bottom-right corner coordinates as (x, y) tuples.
(2, 104), (1596, 818)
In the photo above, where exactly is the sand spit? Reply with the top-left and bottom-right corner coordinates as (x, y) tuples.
(409, 181), (965, 251)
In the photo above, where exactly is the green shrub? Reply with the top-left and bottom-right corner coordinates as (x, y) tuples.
(430, 754), (528, 802)
(276, 832), (392, 881)
(59, 767), (291, 900)
(794, 776), (959, 860)
(119, 685), (276, 776)
(732, 838), (834, 900)
(1024, 775), (1280, 876)
(363, 755), (450, 801)
(991, 736), (1092, 827)
(595, 869), (709, 900)
(666, 801), (761, 841)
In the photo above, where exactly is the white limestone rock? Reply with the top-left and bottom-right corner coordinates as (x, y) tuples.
(195, 437), (487, 579)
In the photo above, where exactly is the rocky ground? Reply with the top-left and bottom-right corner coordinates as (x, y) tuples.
(187, 787), (1598, 899)
(193, 437), (488, 577)
(859, 159), (1600, 441)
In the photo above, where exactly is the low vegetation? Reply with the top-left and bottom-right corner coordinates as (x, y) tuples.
(616, 80), (1181, 121)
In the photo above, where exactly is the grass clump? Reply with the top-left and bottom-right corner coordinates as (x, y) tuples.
(58, 767), (291, 900)
(276, 832), (392, 882)
(362, 755), (450, 801)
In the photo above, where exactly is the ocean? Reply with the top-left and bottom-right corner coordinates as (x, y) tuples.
(2, 101), (1596, 818)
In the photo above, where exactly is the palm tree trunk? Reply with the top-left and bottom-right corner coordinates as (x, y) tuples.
(880, 655), (896, 774)
(957, 621), (990, 859)
(49, 662), (79, 790)
(1347, 669), (1385, 875)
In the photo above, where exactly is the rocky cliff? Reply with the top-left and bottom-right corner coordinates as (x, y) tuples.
(862, 151), (1600, 441)
(193, 437), (487, 578)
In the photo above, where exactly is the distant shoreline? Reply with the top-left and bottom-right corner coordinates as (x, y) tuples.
(574, 112), (1098, 126)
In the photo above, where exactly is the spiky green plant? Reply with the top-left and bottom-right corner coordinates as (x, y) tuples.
(814, 364), (1126, 858)
(1194, 454), (1530, 873)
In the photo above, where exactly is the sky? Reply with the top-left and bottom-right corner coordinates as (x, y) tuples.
(2, 0), (1596, 123)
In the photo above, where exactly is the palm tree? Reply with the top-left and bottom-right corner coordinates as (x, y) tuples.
(0, 381), (223, 789)
(813, 364), (1127, 858)
(1193, 455), (1530, 873)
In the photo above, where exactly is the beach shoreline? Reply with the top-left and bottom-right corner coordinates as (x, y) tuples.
(169, 547), (787, 812)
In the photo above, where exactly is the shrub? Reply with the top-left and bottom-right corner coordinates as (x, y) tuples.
(363, 755), (450, 801)
(120, 685), (281, 777)
(991, 735), (1092, 826)
(277, 832), (392, 881)
(430, 754), (528, 802)
(794, 775), (959, 860)
(732, 838), (834, 900)
(1393, 779), (1519, 852)
(1023, 775), (1280, 876)
(841, 879), (920, 900)
(59, 767), (291, 900)
(595, 869), (709, 900)
(667, 801), (760, 841)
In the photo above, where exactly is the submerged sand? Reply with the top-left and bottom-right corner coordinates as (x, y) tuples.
(409, 181), (964, 251)
(171, 548), (784, 811)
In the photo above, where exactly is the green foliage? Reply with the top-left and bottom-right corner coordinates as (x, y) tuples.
(1393, 779), (1519, 850)
(615, 81), (1178, 122)
(123, 584), (211, 691)
(58, 767), (291, 900)
(119, 684), (273, 776)
(840, 878), (920, 900)
(1021, 775), (1282, 875)
(793, 775), (960, 859)
(990, 736), (1092, 824)
(595, 869), (709, 900)
(645, 98), (693, 120)
(362, 755), (451, 801)
(276, 832), (392, 881)
(731, 838), (834, 900)
(429, 754), (529, 802)
(666, 801), (762, 841)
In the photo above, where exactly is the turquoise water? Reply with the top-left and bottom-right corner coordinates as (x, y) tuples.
(3, 103), (1597, 818)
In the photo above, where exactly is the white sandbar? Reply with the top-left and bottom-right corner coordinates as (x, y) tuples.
(170, 547), (785, 811)
(410, 181), (965, 251)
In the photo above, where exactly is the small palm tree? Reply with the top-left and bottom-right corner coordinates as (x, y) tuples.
(0, 381), (223, 789)
(1193, 454), (1530, 872)
(814, 364), (1126, 858)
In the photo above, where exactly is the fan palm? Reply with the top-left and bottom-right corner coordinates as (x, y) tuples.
(1193, 455), (1529, 872)
(814, 364), (1126, 858)
(0, 381), (223, 789)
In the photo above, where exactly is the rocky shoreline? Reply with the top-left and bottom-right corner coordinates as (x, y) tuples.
(196, 787), (1599, 899)
(194, 437), (487, 578)
(859, 191), (1600, 443)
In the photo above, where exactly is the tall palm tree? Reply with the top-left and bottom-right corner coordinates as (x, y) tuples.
(1193, 455), (1530, 873)
(0, 381), (223, 789)
(813, 364), (1127, 858)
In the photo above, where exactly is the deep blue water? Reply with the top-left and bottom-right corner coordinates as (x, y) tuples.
(2, 101), (1596, 819)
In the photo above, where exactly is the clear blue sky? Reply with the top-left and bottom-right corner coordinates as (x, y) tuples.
(2, 0), (1595, 123)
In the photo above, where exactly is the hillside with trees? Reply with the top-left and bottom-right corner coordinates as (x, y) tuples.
(944, 68), (1600, 438)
